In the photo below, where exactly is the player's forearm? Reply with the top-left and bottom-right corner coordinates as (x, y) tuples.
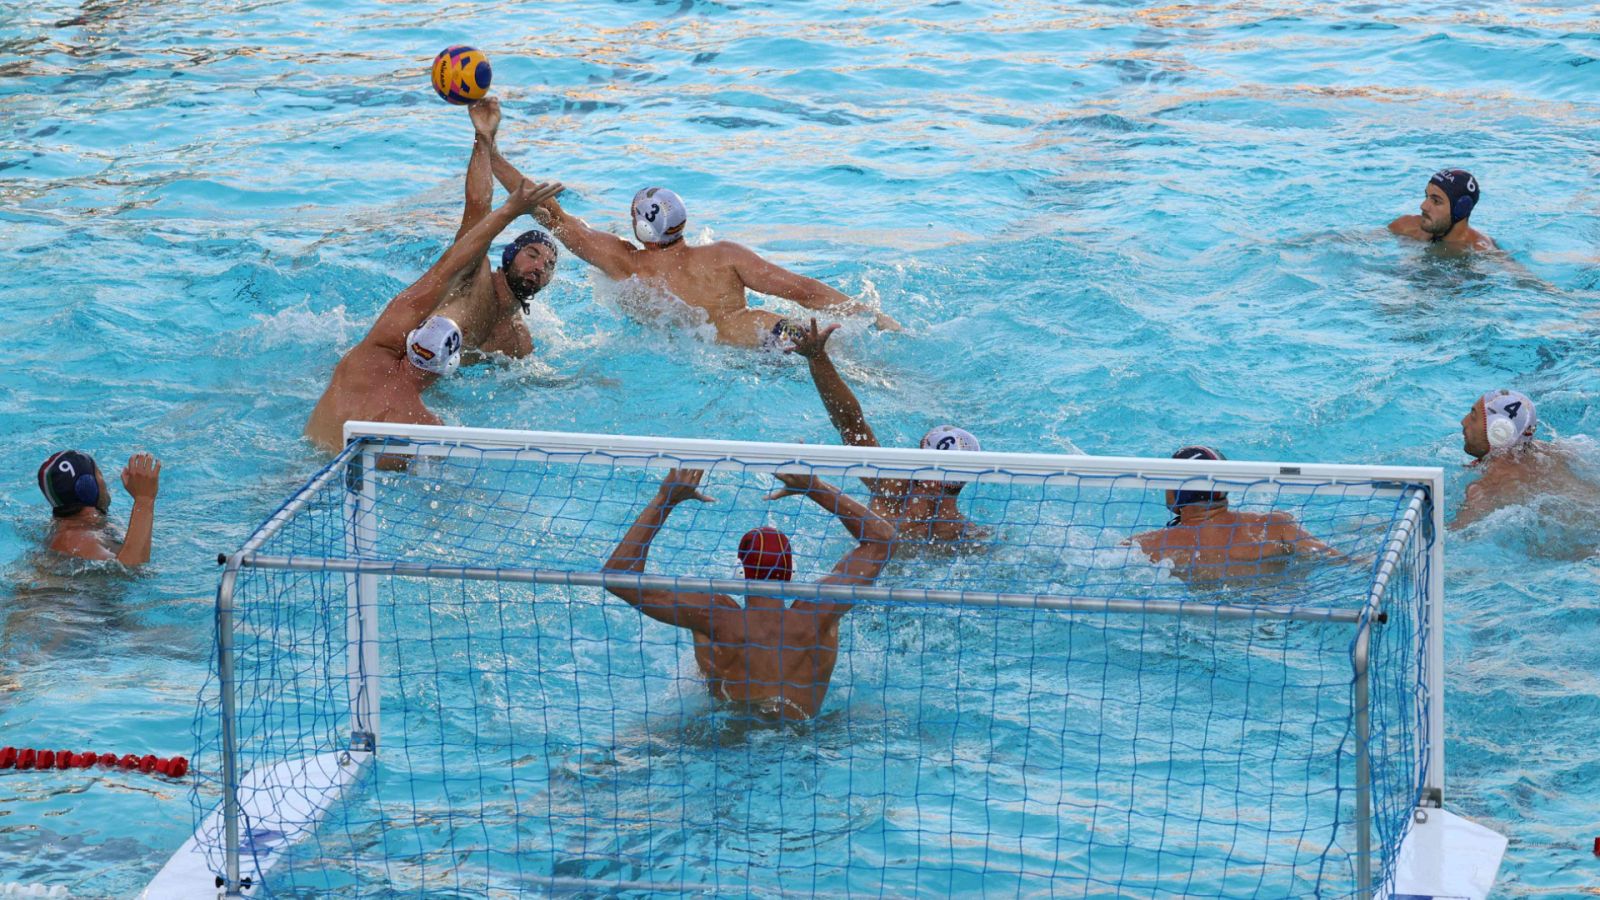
(116, 499), (156, 567)
(464, 135), (493, 210)
(806, 482), (893, 544)
(426, 198), (523, 284)
(486, 141), (528, 197)
(805, 354), (877, 447)
(605, 497), (674, 575)
(538, 202), (621, 271)
(785, 280), (858, 312)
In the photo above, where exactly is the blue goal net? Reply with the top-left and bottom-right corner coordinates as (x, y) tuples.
(185, 425), (1442, 898)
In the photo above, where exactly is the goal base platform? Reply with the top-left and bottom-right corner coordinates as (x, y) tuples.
(1379, 807), (1506, 900)
(142, 751), (371, 899)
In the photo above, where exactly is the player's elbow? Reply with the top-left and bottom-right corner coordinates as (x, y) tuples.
(862, 527), (896, 559)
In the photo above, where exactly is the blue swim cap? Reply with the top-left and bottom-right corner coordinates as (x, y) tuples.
(501, 230), (558, 271)
(1428, 169), (1479, 224)
(38, 450), (102, 517)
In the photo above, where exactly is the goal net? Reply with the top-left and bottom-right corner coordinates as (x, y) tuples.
(182, 423), (1443, 898)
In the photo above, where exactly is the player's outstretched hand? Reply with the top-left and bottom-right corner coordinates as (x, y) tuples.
(765, 470), (830, 502)
(659, 468), (715, 506)
(511, 179), (564, 213)
(786, 318), (840, 361)
(470, 96), (501, 140)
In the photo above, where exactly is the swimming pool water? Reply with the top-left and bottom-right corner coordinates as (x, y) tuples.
(2, 1), (1597, 895)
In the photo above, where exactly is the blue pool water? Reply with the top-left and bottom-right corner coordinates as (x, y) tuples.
(2, 0), (1597, 895)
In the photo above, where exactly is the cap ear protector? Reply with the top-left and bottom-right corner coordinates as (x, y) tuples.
(1429, 169), (1479, 224)
(1479, 389), (1536, 452)
(1485, 416), (1518, 449)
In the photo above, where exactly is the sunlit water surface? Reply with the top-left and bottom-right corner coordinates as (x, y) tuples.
(1, 0), (1597, 895)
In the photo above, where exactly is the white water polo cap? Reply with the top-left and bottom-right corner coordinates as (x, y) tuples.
(631, 187), (687, 245)
(1481, 389), (1536, 451)
(920, 425), (981, 453)
(405, 315), (462, 377)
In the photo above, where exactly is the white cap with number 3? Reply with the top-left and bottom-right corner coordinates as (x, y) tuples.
(631, 187), (687, 246)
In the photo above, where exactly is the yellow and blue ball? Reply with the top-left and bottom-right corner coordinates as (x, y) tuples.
(431, 45), (491, 105)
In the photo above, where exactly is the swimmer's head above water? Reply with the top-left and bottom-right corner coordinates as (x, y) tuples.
(1421, 169), (1480, 241)
(1165, 445), (1228, 525)
(738, 526), (793, 581)
(37, 450), (108, 517)
(500, 230), (558, 311)
(405, 315), (462, 377)
(913, 425), (981, 496)
(1462, 389), (1536, 459)
(631, 187), (687, 247)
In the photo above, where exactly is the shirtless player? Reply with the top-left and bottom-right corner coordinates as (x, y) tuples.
(304, 178), (563, 453)
(530, 185), (899, 347)
(431, 97), (559, 363)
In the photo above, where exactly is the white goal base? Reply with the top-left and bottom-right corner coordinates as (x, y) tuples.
(1379, 807), (1506, 900)
(142, 751), (371, 899)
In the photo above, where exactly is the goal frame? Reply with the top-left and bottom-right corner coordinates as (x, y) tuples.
(193, 420), (1447, 897)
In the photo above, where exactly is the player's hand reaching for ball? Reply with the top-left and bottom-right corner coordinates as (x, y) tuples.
(469, 96), (500, 140)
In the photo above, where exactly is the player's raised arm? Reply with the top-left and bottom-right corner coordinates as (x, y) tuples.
(368, 179), (562, 352)
(787, 319), (911, 502)
(115, 453), (161, 567)
(766, 472), (895, 623)
(603, 468), (725, 633)
(453, 97), (501, 242)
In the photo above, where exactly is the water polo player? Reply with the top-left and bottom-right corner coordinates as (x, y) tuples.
(1451, 390), (1598, 530)
(1388, 168), (1497, 250)
(429, 98), (557, 363)
(304, 178), (563, 453)
(519, 179), (898, 346)
(787, 318), (982, 543)
(1132, 445), (1344, 582)
(601, 468), (895, 720)
(37, 449), (161, 566)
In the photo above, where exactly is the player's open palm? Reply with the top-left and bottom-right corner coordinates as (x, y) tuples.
(766, 470), (820, 502)
(659, 468), (714, 506)
(511, 180), (564, 214)
(786, 318), (839, 360)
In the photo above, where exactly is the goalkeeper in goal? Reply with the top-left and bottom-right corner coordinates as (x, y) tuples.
(603, 468), (896, 721)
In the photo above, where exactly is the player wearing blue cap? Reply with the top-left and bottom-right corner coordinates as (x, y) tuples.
(304, 178), (563, 453)
(429, 98), (560, 362)
(37, 450), (161, 566)
(1132, 446), (1344, 582)
(1388, 169), (1497, 251)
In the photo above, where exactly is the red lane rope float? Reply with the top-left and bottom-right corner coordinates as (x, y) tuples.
(0, 746), (187, 778)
